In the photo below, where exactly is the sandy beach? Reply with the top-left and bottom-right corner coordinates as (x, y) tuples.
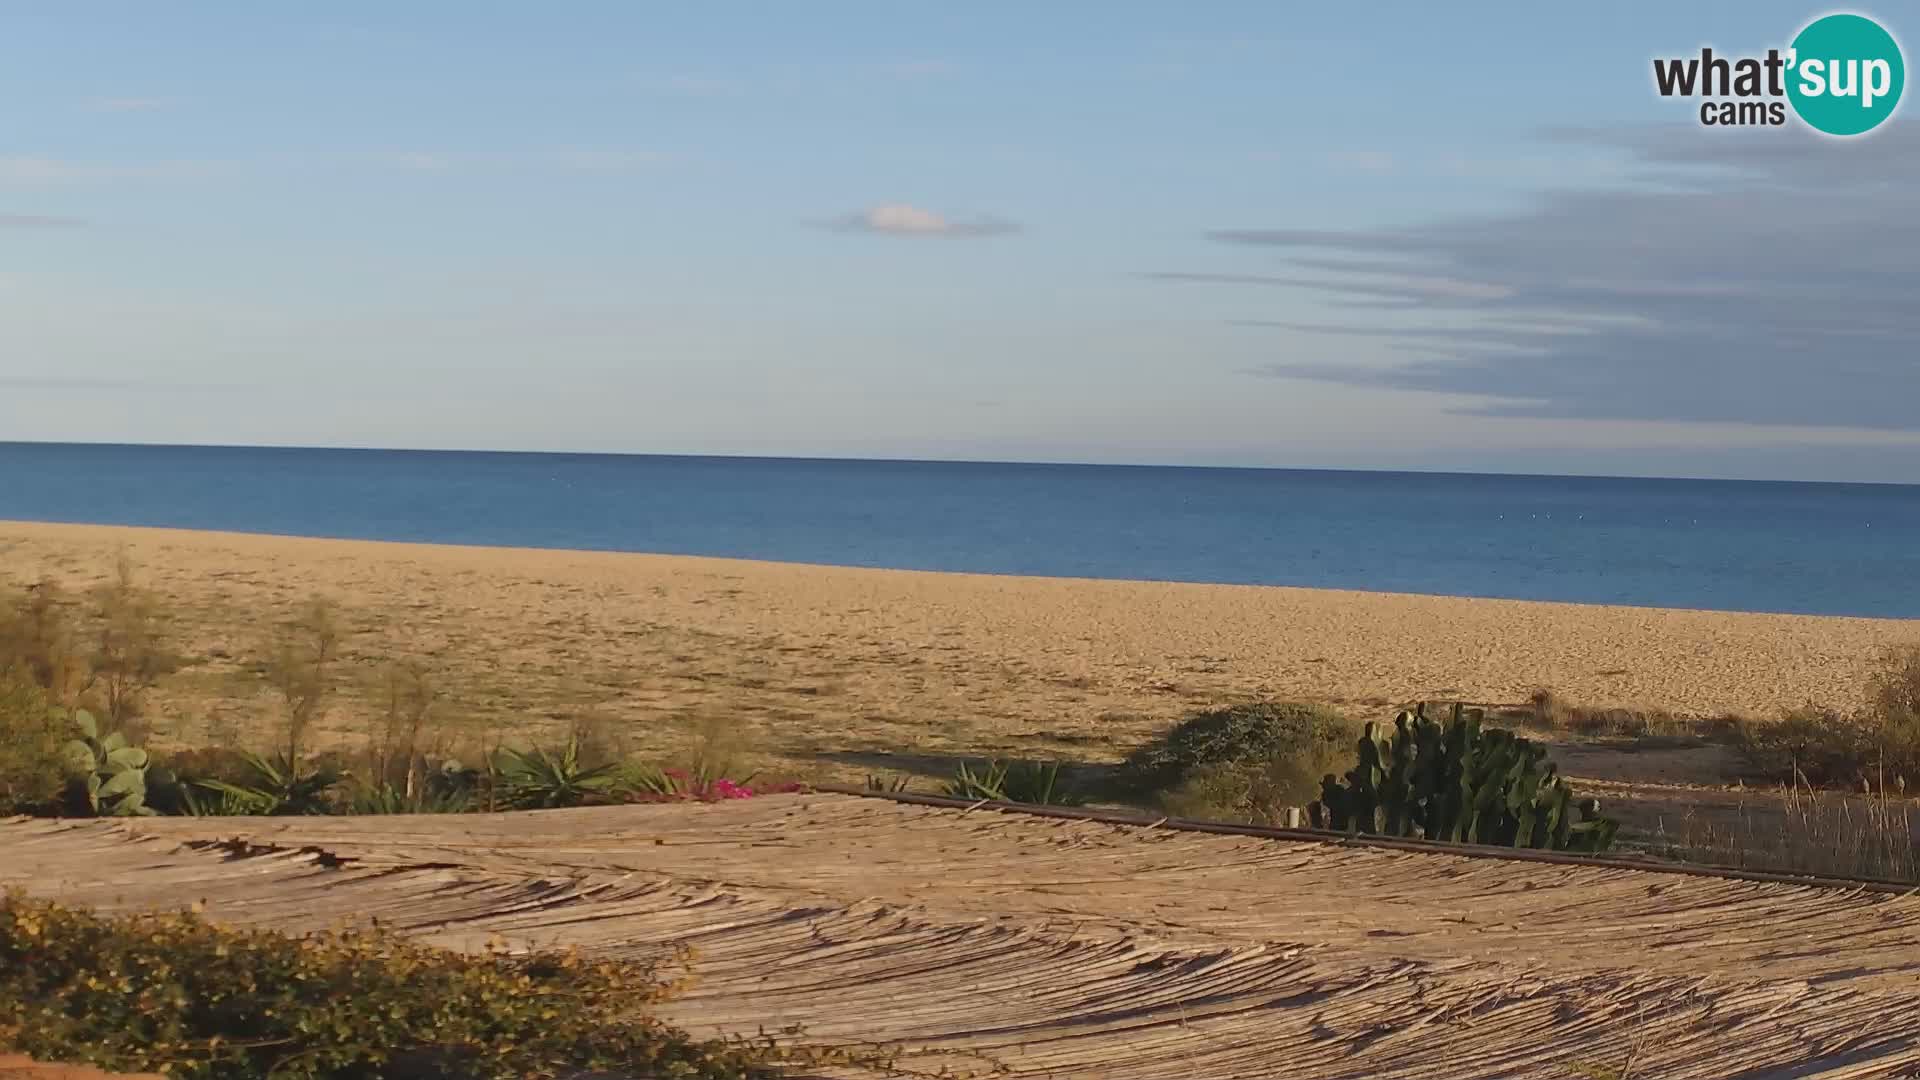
(2, 520), (1914, 777)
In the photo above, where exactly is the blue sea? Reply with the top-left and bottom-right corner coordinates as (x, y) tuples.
(1, 442), (1916, 618)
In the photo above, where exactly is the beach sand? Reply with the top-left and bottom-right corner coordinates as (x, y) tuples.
(2, 520), (1914, 781)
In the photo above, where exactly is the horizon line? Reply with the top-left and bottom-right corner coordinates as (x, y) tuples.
(2, 438), (1916, 491)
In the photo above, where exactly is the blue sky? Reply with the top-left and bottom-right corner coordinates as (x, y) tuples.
(3, 2), (1917, 481)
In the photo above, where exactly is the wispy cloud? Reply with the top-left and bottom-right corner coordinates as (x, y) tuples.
(1151, 126), (1920, 431)
(0, 213), (85, 228)
(824, 203), (1019, 237)
(1144, 270), (1513, 301)
(0, 156), (217, 185)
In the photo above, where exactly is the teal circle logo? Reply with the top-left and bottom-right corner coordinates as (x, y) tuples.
(1787, 13), (1905, 135)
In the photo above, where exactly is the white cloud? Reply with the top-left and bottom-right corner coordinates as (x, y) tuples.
(825, 203), (1019, 237)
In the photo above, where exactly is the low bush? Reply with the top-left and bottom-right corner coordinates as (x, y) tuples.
(191, 750), (348, 816)
(1524, 688), (1689, 738)
(0, 892), (810, 1079)
(1736, 647), (1920, 791)
(622, 764), (802, 803)
(1117, 702), (1357, 822)
(0, 674), (68, 815)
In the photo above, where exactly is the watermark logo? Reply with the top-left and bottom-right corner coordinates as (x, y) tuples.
(1653, 11), (1904, 136)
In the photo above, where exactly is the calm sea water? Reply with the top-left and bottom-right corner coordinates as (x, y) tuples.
(1, 442), (1916, 618)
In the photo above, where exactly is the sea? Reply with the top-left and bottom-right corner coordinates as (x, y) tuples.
(1, 442), (1916, 619)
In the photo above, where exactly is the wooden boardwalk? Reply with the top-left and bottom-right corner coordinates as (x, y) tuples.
(6, 793), (1920, 1078)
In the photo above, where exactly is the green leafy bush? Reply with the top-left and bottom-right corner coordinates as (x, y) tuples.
(0, 674), (68, 815)
(1117, 702), (1358, 820)
(0, 891), (801, 1079)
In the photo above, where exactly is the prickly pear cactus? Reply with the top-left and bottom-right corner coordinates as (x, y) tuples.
(61, 708), (157, 817)
(1309, 702), (1618, 852)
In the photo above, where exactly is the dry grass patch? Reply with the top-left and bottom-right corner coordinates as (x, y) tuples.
(1652, 782), (1920, 883)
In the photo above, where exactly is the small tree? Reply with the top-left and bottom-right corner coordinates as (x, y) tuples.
(0, 580), (92, 708)
(371, 660), (438, 798)
(88, 557), (180, 733)
(266, 596), (340, 769)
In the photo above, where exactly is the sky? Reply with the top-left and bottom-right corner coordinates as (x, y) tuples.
(3, 2), (1918, 482)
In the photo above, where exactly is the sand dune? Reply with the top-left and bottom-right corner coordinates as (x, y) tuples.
(1, 521), (1914, 777)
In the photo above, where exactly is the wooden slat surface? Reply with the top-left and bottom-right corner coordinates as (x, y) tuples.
(6, 794), (1920, 1078)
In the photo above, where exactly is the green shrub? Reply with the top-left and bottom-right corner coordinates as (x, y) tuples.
(191, 750), (347, 816)
(1153, 751), (1351, 824)
(0, 674), (68, 815)
(347, 781), (474, 815)
(154, 747), (262, 789)
(942, 759), (1083, 805)
(492, 739), (620, 809)
(347, 759), (479, 814)
(0, 891), (799, 1079)
(1117, 702), (1357, 820)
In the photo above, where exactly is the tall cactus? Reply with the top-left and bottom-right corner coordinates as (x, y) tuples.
(1309, 702), (1617, 853)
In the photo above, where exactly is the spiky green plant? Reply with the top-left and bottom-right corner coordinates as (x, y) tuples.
(348, 782), (473, 815)
(193, 750), (345, 816)
(491, 739), (620, 809)
(943, 759), (1083, 806)
(347, 757), (477, 814)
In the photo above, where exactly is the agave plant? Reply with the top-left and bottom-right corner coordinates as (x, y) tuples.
(60, 708), (158, 817)
(348, 782), (473, 815)
(177, 783), (265, 817)
(193, 750), (345, 816)
(942, 759), (1083, 806)
(491, 739), (620, 809)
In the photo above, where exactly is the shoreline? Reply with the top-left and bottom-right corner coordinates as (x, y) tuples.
(2, 520), (1915, 766)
